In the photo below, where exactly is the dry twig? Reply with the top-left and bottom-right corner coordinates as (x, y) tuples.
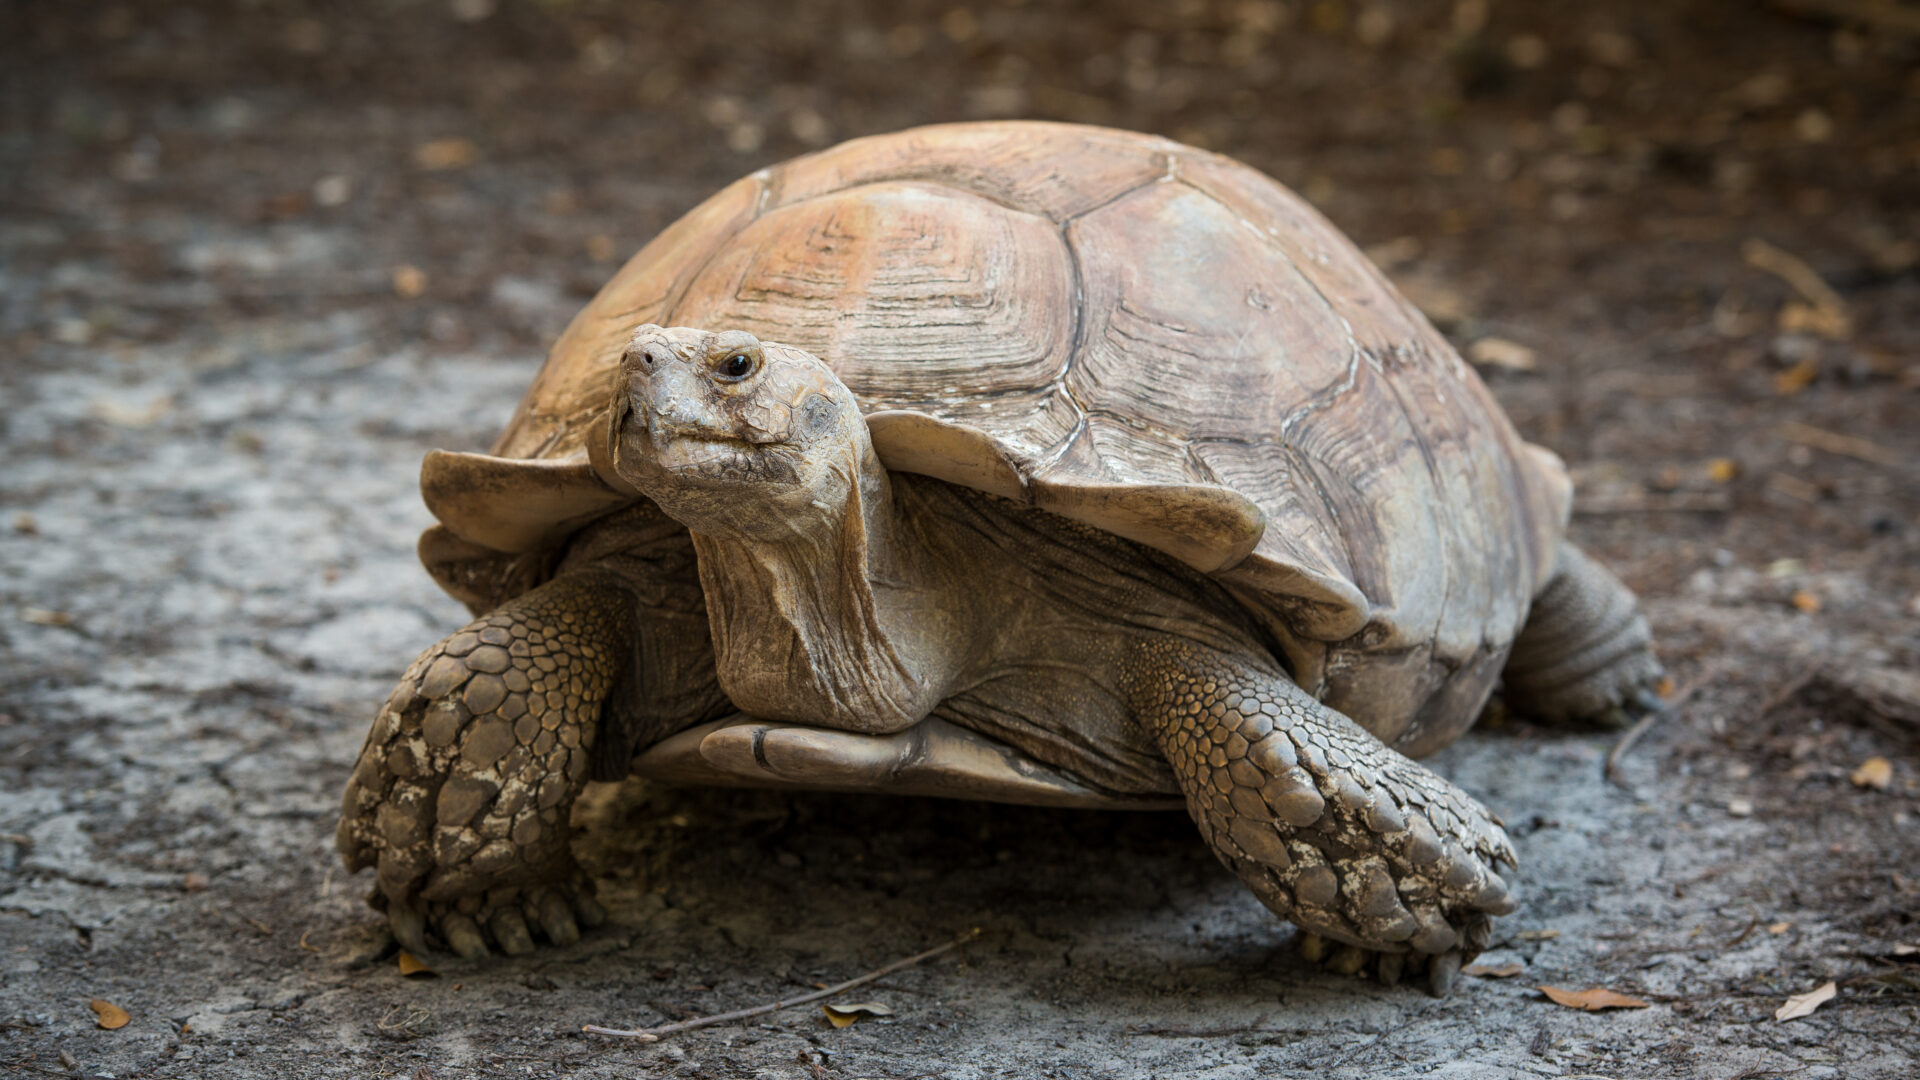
(1606, 669), (1713, 784)
(1778, 421), (1901, 467)
(583, 929), (981, 1041)
(1740, 238), (1853, 339)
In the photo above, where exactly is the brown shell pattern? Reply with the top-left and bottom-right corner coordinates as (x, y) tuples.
(465, 122), (1571, 745)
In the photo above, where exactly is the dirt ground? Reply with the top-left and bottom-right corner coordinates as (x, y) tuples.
(4, 1), (1918, 1077)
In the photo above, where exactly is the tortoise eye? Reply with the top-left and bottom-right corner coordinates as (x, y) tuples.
(719, 353), (755, 379)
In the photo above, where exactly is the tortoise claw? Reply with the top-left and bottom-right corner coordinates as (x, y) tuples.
(389, 904), (430, 958)
(1631, 685), (1670, 715)
(1375, 950), (1405, 987)
(1427, 949), (1463, 998)
(442, 913), (489, 959)
(571, 890), (607, 929)
(530, 890), (580, 946)
(490, 907), (536, 956)
(1328, 944), (1369, 977)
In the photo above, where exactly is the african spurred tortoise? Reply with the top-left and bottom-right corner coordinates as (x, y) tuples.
(338, 121), (1661, 994)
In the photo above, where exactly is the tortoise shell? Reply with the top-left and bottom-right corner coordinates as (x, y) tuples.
(421, 121), (1571, 754)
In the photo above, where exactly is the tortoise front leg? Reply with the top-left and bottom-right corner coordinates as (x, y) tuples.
(1125, 640), (1517, 996)
(337, 570), (642, 956)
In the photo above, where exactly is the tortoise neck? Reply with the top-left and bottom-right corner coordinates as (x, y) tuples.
(688, 441), (970, 733)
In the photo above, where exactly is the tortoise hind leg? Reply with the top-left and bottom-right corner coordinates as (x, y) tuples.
(337, 569), (639, 957)
(1124, 640), (1517, 996)
(1502, 542), (1664, 725)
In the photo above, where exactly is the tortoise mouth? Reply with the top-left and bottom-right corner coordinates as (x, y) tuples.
(643, 426), (801, 485)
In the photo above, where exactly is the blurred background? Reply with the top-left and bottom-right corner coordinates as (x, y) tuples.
(3, 2), (1918, 1076)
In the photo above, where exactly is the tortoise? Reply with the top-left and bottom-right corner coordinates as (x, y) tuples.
(337, 121), (1661, 995)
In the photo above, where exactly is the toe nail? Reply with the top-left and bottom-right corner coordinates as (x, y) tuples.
(1376, 951), (1405, 987)
(1328, 945), (1368, 976)
(571, 892), (607, 929)
(1428, 949), (1462, 997)
(1298, 931), (1330, 964)
(389, 905), (430, 958)
(1475, 871), (1514, 915)
(490, 907), (535, 956)
(443, 914), (488, 959)
(532, 891), (579, 946)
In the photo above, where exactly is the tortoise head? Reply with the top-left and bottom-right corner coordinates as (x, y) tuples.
(610, 324), (872, 540)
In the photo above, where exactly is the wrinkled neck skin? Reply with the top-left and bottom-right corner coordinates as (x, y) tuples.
(685, 430), (968, 734)
(613, 325), (975, 733)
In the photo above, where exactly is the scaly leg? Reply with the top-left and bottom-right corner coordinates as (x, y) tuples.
(1125, 640), (1516, 996)
(1503, 542), (1663, 725)
(337, 570), (640, 957)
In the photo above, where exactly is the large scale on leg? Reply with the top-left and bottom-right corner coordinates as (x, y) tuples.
(337, 122), (1663, 993)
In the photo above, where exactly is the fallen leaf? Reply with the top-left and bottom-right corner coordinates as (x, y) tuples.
(1772, 357), (1819, 395)
(1791, 590), (1822, 614)
(90, 999), (131, 1029)
(1775, 980), (1836, 1022)
(1727, 798), (1754, 817)
(391, 265), (429, 298)
(1467, 337), (1538, 372)
(821, 1001), (893, 1028)
(1706, 458), (1738, 483)
(414, 137), (478, 171)
(1892, 943), (1918, 957)
(1768, 921), (1792, 934)
(1517, 928), (1561, 941)
(182, 871), (209, 891)
(397, 950), (437, 978)
(1538, 986), (1650, 1011)
(1850, 757), (1892, 790)
(1463, 962), (1525, 978)
(20, 608), (76, 627)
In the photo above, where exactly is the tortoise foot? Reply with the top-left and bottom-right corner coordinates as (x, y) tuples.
(338, 573), (635, 956)
(1132, 641), (1515, 994)
(1504, 542), (1664, 726)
